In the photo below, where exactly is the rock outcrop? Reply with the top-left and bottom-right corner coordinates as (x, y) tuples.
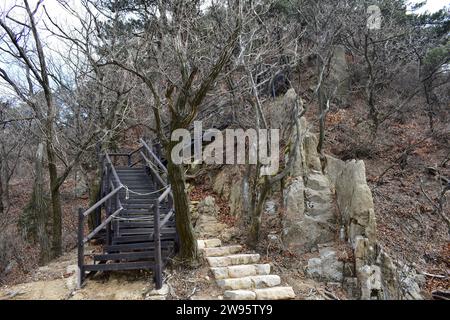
(325, 157), (376, 245)
(277, 89), (423, 299)
(282, 105), (337, 254)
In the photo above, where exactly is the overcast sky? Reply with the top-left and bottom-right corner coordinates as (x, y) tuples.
(412, 0), (450, 13)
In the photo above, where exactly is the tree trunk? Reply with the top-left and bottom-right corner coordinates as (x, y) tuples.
(47, 142), (63, 259)
(423, 81), (434, 132)
(36, 144), (52, 264)
(88, 178), (101, 231)
(166, 143), (198, 265)
(0, 159), (3, 215)
(317, 87), (326, 155)
(19, 143), (52, 264)
(247, 177), (270, 247)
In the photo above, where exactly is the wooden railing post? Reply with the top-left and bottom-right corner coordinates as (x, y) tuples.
(153, 199), (162, 289)
(96, 154), (105, 228)
(105, 162), (112, 245)
(168, 194), (173, 209)
(77, 208), (85, 289)
(114, 192), (119, 238)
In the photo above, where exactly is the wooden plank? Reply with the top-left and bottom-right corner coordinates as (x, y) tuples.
(112, 233), (176, 244)
(140, 139), (168, 174)
(153, 198), (162, 289)
(104, 241), (174, 252)
(93, 250), (172, 262)
(84, 261), (153, 272)
(77, 209), (85, 289)
(116, 225), (175, 232)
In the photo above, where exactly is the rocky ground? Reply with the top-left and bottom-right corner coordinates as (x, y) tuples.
(0, 241), (332, 300)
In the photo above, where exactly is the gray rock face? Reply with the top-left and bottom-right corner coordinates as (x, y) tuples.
(282, 108), (337, 254)
(325, 157), (376, 246)
(213, 166), (244, 217)
(283, 172), (336, 253)
(325, 45), (350, 106)
(264, 201), (277, 215)
(306, 248), (344, 282)
(397, 264), (424, 300)
(359, 265), (383, 300)
(352, 236), (423, 300)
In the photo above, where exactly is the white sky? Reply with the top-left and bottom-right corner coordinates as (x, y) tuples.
(410, 0), (450, 13)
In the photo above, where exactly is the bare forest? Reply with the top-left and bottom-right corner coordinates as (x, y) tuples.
(0, 0), (449, 301)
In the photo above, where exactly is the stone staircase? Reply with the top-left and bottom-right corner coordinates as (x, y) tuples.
(198, 239), (296, 300)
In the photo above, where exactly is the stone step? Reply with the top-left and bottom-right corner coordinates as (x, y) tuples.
(203, 245), (243, 257)
(223, 290), (256, 300)
(216, 275), (281, 290)
(207, 254), (260, 267)
(197, 239), (222, 249)
(210, 264), (271, 280)
(254, 286), (296, 300)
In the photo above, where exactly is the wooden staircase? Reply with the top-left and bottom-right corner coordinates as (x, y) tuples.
(77, 139), (177, 289)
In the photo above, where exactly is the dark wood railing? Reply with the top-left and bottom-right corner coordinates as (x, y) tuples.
(77, 155), (124, 287)
(77, 140), (174, 289)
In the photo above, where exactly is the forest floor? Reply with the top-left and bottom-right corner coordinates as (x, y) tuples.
(322, 97), (450, 294)
(0, 239), (330, 300)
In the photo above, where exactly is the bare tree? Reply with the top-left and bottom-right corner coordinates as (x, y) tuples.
(84, 0), (242, 263)
(0, 1), (98, 261)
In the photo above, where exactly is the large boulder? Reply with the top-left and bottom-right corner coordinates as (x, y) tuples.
(327, 45), (350, 106)
(281, 91), (337, 254)
(325, 157), (376, 246)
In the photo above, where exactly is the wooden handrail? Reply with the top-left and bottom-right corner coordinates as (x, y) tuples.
(153, 198), (162, 289)
(140, 151), (167, 187)
(130, 158), (143, 167)
(129, 146), (143, 156)
(78, 138), (175, 290)
(158, 185), (172, 203)
(159, 209), (174, 230)
(140, 138), (168, 174)
(108, 152), (130, 156)
(83, 206), (123, 244)
(82, 185), (123, 217)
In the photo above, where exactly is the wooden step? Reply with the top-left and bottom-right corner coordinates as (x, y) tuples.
(93, 250), (172, 262)
(115, 226), (176, 234)
(84, 261), (153, 272)
(104, 241), (174, 252)
(114, 229), (175, 236)
(112, 233), (176, 244)
(118, 220), (174, 228)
